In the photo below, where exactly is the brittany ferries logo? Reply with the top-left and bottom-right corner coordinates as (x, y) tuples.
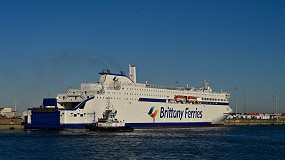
(113, 76), (119, 82)
(148, 106), (159, 118)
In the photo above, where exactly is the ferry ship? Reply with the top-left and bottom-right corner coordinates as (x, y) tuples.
(25, 65), (232, 129)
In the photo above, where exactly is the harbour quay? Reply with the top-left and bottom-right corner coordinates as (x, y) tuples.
(224, 118), (285, 125)
(224, 113), (285, 125)
(0, 117), (24, 130)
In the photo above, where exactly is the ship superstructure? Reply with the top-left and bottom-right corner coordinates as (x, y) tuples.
(25, 65), (232, 129)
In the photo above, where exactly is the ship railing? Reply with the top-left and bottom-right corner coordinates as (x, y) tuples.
(127, 83), (230, 94)
(145, 84), (204, 92)
(100, 82), (229, 95)
(57, 93), (67, 97)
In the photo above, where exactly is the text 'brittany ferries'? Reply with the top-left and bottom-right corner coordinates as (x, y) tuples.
(160, 107), (203, 120)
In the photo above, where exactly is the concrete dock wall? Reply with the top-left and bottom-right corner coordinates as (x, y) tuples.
(0, 117), (24, 130)
(224, 119), (285, 126)
(1, 117), (285, 129)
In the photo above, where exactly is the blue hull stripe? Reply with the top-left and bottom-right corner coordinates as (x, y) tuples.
(25, 123), (91, 129)
(125, 122), (212, 128)
(61, 123), (91, 129)
(25, 122), (213, 129)
(25, 123), (61, 129)
(139, 98), (166, 103)
(62, 97), (94, 110)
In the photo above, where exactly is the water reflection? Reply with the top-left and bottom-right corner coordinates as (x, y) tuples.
(0, 126), (284, 159)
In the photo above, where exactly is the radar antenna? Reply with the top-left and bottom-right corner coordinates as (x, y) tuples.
(202, 80), (209, 89)
(202, 80), (212, 92)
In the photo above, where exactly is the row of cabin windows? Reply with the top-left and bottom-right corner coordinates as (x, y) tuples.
(96, 95), (227, 102)
(60, 88), (224, 99)
(122, 88), (224, 97)
(97, 96), (122, 100)
(107, 91), (167, 98)
(126, 88), (166, 92)
(96, 96), (138, 101)
(62, 89), (225, 101)
(202, 98), (227, 101)
(70, 113), (86, 117)
(125, 93), (166, 97)
(106, 91), (226, 100)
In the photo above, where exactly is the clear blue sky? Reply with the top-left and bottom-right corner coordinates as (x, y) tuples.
(0, 0), (284, 114)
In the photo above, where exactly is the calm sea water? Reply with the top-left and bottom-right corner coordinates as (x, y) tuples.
(0, 126), (284, 160)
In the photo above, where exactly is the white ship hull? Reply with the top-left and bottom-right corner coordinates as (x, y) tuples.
(25, 65), (232, 129)
(90, 100), (231, 128)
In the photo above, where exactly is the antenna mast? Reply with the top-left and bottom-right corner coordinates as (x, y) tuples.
(13, 99), (18, 112)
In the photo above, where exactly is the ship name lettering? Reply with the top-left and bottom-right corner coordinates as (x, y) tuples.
(185, 108), (203, 119)
(159, 107), (203, 120)
(160, 107), (184, 120)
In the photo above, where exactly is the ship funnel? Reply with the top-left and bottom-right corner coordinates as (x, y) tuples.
(129, 64), (136, 83)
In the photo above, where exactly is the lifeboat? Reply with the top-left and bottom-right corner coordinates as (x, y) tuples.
(188, 96), (198, 104)
(188, 96), (197, 101)
(174, 95), (186, 103)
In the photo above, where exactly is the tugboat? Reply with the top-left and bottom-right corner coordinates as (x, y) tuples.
(88, 100), (134, 132)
